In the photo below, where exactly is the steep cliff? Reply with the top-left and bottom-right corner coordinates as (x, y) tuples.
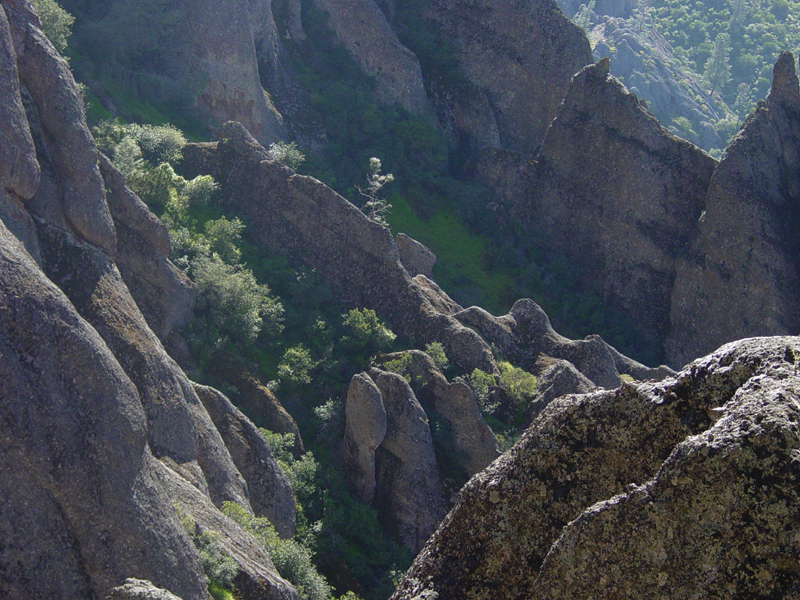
(0, 3), (297, 597)
(667, 51), (800, 366)
(392, 336), (800, 600)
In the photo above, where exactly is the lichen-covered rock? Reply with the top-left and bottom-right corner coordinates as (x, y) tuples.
(667, 52), (800, 366)
(106, 579), (184, 600)
(525, 358), (595, 423)
(183, 122), (497, 374)
(428, 0), (592, 154)
(4, 0), (116, 253)
(194, 383), (297, 539)
(391, 337), (800, 600)
(397, 233), (436, 279)
(0, 3), (38, 200)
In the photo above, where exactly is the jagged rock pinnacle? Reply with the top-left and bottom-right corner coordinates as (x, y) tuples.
(767, 50), (800, 108)
(596, 56), (611, 76)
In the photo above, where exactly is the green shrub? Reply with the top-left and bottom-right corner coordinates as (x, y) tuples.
(204, 217), (245, 264)
(32, 0), (74, 53)
(382, 352), (412, 380)
(269, 141), (306, 170)
(278, 344), (318, 385)
(185, 174), (220, 206)
(126, 122), (187, 165)
(340, 308), (396, 353)
(462, 368), (497, 414)
(498, 361), (537, 407)
(192, 254), (284, 342)
(424, 342), (448, 371)
(222, 502), (332, 600)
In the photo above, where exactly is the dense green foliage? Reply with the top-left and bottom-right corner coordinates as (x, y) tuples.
(650, 0), (800, 115)
(32, 0), (75, 53)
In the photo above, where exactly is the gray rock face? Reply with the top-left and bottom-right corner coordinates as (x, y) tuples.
(98, 154), (196, 341)
(370, 369), (447, 555)
(0, 3), (38, 200)
(5, 0), (116, 253)
(0, 8), (300, 597)
(0, 219), (209, 600)
(525, 358), (595, 423)
(386, 350), (499, 477)
(396, 233), (436, 279)
(159, 463), (299, 600)
(392, 336), (800, 600)
(312, 0), (433, 118)
(182, 122), (497, 374)
(107, 579), (184, 600)
(593, 19), (725, 151)
(523, 60), (716, 356)
(428, 0), (593, 154)
(194, 383), (297, 539)
(344, 372), (388, 504)
(344, 369), (446, 554)
(667, 52), (800, 366)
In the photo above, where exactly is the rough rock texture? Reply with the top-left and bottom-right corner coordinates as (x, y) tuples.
(312, 0), (433, 118)
(0, 3), (38, 200)
(0, 8), (299, 597)
(107, 579), (184, 600)
(391, 336), (800, 600)
(455, 298), (674, 390)
(98, 153), (196, 341)
(344, 369), (446, 554)
(344, 372), (388, 503)
(667, 52), (800, 366)
(5, 0), (116, 252)
(182, 122), (497, 374)
(557, 0), (635, 17)
(206, 354), (305, 454)
(396, 233), (436, 279)
(194, 383), (297, 538)
(370, 369), (447, 555)
(0, 219), (209, 600)
(524, 59), (715, 355)
(428, 0), (593, 154)
(381, 350), (499, 477)
(64, 0), (286, 144)
(524, 358), (596, 423)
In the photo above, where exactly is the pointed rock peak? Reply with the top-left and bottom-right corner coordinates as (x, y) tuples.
(596, 57), (611, 76)
(767, 50), (800, 108)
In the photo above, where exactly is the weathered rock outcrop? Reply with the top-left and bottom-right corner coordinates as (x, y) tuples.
(312, 0), (433, 118)
(396, 233), (436, 279)
(592, 19), (725, 151)
(455, 298), (674, 390)
(194, 383), (297, 539)
(523, 59), (716, 355)
(667, 52), (800, 366)
(107, 579), (185, 600)
(391, 336), (800, 600)
(428, 0), (593, 154)
(0, 6), (298, 597)
(182, 122), (497, 374)
(344, 368), (447, 554)
(6, 0), (116, 253)
(64, 0), (286, 144)
(380, 350), (499, 477)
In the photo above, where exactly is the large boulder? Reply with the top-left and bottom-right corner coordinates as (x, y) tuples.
(667, 52), (800, 366)
(391, 336), (800, 600)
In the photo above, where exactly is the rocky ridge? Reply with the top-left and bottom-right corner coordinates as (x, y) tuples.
(0, 2), (298, 598)
(391, 336), (800, 599)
